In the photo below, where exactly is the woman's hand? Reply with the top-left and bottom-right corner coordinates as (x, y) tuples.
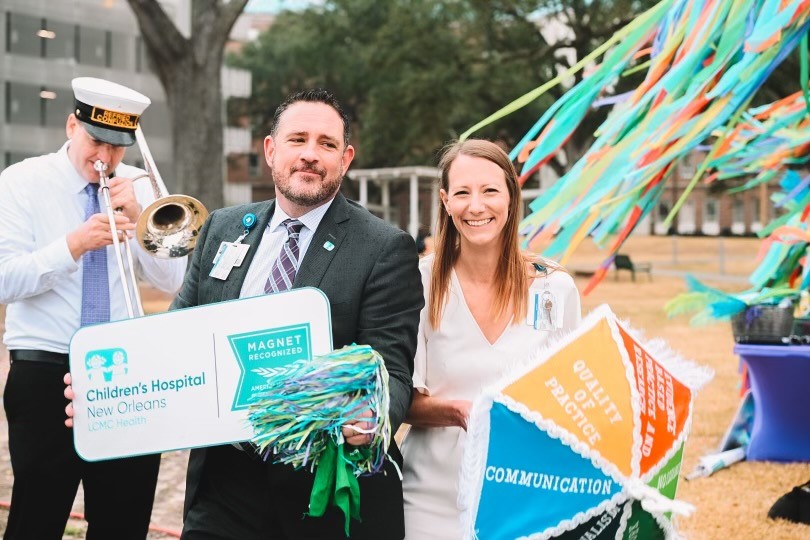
(406, 391), (472, 431)
(450, 399), (472, 431)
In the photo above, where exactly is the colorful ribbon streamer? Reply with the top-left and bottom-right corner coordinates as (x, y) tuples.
(462, 0), (810, 295)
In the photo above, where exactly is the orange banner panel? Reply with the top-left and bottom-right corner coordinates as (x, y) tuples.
(504, 319), (636, 476)
(618, 325), (693, 475)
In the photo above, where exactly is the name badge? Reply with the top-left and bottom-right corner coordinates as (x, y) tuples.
(527, 288), (564, 330)
(210, 242), (249, 280)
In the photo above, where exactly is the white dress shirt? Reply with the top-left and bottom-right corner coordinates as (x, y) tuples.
(0, 142), (187, 352)
(239, 199), (334, 298)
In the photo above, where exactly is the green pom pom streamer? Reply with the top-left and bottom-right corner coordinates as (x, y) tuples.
(247, 344), (391, 536)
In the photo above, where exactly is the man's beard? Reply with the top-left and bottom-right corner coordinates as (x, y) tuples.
(273, 163), (342, 208)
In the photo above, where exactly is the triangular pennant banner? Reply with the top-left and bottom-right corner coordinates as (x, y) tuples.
(475, 401), (621, 539)
(503, 318), (637, 476)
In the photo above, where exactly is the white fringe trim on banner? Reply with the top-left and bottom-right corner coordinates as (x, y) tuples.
(457, 303), (713, 540)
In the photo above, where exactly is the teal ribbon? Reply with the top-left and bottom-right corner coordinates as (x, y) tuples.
(308, 439), (371, 536)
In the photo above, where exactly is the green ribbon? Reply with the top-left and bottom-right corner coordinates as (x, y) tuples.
(308, 439), (370, 536)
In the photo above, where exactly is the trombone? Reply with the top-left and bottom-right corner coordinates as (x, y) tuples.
(94, 126), (208, 318)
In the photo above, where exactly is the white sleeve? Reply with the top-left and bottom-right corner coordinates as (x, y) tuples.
(412, 259), (432, 395)
(559, 272), (582, 331)
(412, 303), (430, 395)
(0, 167), (78, 304)
(131, 240), (187, 294)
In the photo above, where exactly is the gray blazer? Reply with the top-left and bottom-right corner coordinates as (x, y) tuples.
(172, 192), (423, 522)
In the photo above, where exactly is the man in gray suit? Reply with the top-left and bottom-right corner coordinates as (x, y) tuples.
(176, 89), (423, 539)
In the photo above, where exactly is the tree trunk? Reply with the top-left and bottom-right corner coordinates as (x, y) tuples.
(164, 58), (226, 210)
(127, 0), (248, 212)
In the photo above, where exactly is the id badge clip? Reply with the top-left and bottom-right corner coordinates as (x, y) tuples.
(209, 213), (257, 280)
(527, 263), (563, 330)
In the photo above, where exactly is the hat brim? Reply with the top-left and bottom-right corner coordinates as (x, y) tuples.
(80, 121), (137, 147)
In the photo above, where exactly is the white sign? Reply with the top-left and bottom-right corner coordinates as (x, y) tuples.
(69, 288), (332, 461)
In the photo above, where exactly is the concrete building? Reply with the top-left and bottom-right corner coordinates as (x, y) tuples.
(1, 0), (251, 203)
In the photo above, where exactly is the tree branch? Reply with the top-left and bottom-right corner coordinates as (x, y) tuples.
(216, 0), (250, 44)
(126, 0), (187, 64)
(189, 0), (249, 66)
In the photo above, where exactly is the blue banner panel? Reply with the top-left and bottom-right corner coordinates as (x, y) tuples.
(475, 402), (621, 539)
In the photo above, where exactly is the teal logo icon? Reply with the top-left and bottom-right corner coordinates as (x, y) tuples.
(85, 348), (129, 382)
(228, 323), (312, 410)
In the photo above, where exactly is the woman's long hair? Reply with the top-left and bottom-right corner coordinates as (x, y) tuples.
(429, 139), (531, 329)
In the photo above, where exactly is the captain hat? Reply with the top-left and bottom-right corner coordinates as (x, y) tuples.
(71, 77), (151, 147)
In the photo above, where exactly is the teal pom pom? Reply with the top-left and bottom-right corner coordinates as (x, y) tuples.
(247, 344), (391, 476)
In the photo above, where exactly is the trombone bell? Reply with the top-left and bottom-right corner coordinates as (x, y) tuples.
(137, 194), (207, 258)
(133, 126), (209, 259)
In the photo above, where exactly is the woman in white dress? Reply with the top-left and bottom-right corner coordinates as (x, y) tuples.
(401, 139), (581, 539)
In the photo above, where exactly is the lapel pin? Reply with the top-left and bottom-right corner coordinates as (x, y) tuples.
(323, 241), (335, 251)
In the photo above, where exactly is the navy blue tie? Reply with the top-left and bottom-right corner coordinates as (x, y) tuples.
(80, 183), (110, 326)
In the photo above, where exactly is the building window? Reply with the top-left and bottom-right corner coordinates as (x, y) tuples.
(135, 37), (156, 73)
(110, 32), (134, 71)
(705, 198), (718, 222)
(248, 152), (260, 177)
(136, 36), (145, 73)
(731, 197), (745, 235)
(752, 197), (762, 233)
(43, 19), (75, 60)
(44, 86), (74, 127)
(78, 26), (108, 67)
(6, 81), (42, 125)
(677, 199), (697, 234)
(7, 13), (43, 57)
(732, 198), (744, 222)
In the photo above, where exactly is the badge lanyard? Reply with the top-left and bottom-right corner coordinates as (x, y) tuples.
(209, 212), (257, 280)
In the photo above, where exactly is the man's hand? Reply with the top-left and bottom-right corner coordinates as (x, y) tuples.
(341, 409), (375, 447)
(66, 213), (135, 260)
(64, 372), (75, 428)
(107, 176), (142, 224)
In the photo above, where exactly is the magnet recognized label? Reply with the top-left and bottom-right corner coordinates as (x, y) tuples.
(228, 324), (312, 410)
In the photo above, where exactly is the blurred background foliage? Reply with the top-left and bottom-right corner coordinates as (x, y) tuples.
(228, 0), (661, 170)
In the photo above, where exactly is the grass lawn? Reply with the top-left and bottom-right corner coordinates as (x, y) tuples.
(1, 236), (809, 538)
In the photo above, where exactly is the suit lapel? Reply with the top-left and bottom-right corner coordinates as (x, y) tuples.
(221, 200), (276, 302)
(294, 194), (349, 289)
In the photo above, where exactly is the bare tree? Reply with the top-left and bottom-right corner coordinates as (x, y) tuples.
(127, 0), (249, 210)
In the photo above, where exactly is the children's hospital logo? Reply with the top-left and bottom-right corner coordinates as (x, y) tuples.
(85, 348), (129, 383)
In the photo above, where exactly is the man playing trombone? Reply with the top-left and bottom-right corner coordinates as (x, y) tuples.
(0, 77), (187, 539)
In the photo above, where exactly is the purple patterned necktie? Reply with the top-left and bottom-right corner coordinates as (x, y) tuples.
(265, 219), (305, 294)
(80, 183), (110, 326)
